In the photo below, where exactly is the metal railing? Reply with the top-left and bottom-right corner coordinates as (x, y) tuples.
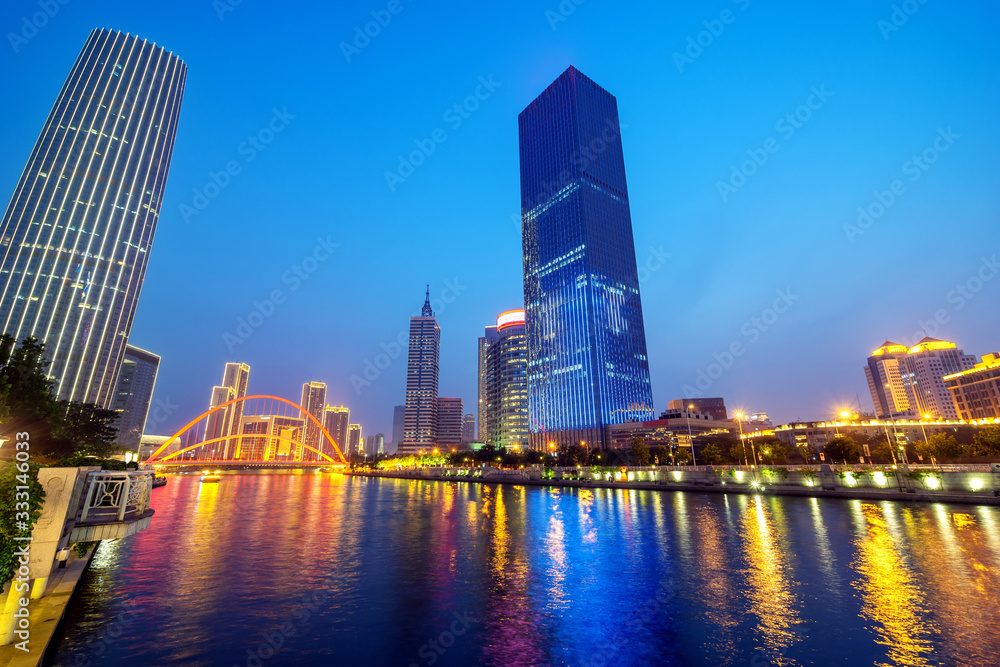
(79, 471), (153, 524)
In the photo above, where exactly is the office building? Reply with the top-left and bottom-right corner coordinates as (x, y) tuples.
(391, 405), (405, 451)
(400, 287), (440, 454)
(485, 310), (529, 449)
(109, 345), (160, 451)
(237, 415), (304, 461)
(666, 398), (728, 422)
(323, 405), (350, 457)
(900, 337), (976, 420)
(365, 433), (385, 457)
(348, 424), (363, 455)
(299, 381), (327, 460)
(477, 325), (499, 442)
(0, 29), (186, 407)
(605, 416), (736, 454)
(864, 341), (913, 418)
(945, 353), (1000, 422)
(519, 66), (655, 450)
(436, 397), (464, 447)
(204, 362), (250, 459)
(462, 414), (476, 444)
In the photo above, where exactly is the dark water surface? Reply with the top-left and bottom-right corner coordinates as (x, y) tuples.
(46, 473), (1000, 666)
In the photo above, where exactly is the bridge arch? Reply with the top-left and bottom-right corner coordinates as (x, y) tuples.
(145, 395), (349, 465)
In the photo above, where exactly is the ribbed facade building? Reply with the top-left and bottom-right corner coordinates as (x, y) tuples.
(399, 288), (440, 454)
(109, 344), (159, 450)
(0, 29), (186, 407)
(299, 381), (327, 460)
(900, 337), (976, 420)
(323, 405), (350, 457)
(865, 341), (912, 418)
(477, 325), (498, 442)
(519, 66), (655, 450)
(485, 310), (529, 449)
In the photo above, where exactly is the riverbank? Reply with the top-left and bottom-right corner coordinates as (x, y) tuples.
(349, 463), (1000, 506)
(0, 547), (95, 667)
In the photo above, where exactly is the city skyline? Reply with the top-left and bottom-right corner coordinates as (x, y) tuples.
(0, 2), (997, 438)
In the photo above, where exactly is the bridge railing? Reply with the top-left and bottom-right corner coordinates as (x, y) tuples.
(78, 471), (154, 524)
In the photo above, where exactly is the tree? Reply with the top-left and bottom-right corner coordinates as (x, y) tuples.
(700, 443), (723, 465)
(630, 436), (651, 466)
(972, 427), (1000, 458)
(918, 433), (965, 461)
(823, 436), (862, 464)
(674, 448), (691, 465)
(758, 440), (786, 465)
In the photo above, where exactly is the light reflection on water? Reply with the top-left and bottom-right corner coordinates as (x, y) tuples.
(47, 474), (1000, 666)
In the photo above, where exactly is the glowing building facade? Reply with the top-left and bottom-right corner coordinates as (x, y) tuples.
(519, 66), (654, 450)
(900, 337), (976, 420)
(864, 341), (912, 418)
(0, 29), (186, 406)
(485, 310), (529, 449)
(945, 353), (1000, 421)
(299, 381), (327, 460)
(400, 288), (440, 454)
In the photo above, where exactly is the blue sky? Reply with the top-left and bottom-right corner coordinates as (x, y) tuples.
(1, 0), (998, 437)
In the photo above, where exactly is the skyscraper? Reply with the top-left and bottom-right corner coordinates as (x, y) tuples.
(322, 405), (350, 457)
(462, 414), (476, 444)
(900, 337), (976, 419)
(365, 433), (386, 457)
(436, 397), (464, 447)
(946, 353), (1000, 421)
(485, 310), (529, 449)
(477, 324), (499, 442)
(865, 341), (912, 417)
(519, 66), (655, 450)
(391, 405), (405, 450)
(400, 287), (440, 455)
(300, 381), (327, 460)
(109, 345), (159, 451)
(348, 424), (363, 455)
(0, 29), (186, 407)
(205, 362), (249, 459)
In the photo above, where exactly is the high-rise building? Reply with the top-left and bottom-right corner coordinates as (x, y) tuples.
(485, 310), (529, 449)
(391, 405), (405, 451)
(462, 414), (476, 444)
(400, 287), (440, 455)
(348, 424), (363, 455)
(365, 433), (386, 457)
(945, 353), (1000, 421)
(436, 397), (464, 446)
(109, 345), (159, 451)
(666, 398), (728, 422)
(299, 381), (327, 460)
(204, 362), (250, 459)
(865, 341), (912, 418)
(900, 338), (977, 419)
(477, 325), (499, 442)
(0, 29), (186, 407)
(322, 405), (350, 457)
(519, 66), (655, 449)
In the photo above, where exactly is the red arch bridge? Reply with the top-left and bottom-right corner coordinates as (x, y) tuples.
(144, 395), (349, 469)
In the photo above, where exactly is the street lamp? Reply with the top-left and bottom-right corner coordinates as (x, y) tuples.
(919, 414), (931, 445)
(687, 404), (698, 466)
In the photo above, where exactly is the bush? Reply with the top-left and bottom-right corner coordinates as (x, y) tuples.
(824, 436), (862, 464)
(0, 460), (46, 584)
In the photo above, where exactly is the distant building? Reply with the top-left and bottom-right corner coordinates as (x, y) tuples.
(485, 310), (529, 449)
(477, 325), (499, 442)
(864, 341), (913, 418)
(391, 405), (405, 450)
(666, 398), (728, 422)
(945, 353), (1000, 421)
(365, 433), (386, 456)
(323, 405), (350, 458)
(605, 416), (736, 456)
(772, 418), (991, 457)
(237, 415), (304, 461)
(110, 346), (160, 451)
(462, 414), (476, 444)
(436, 398), (464, 446)
(400, 287), (440, 454)
(348, 424), (363, 455)
(300, 382), (327, 461)
(520, 66), (655, 450)
(900, 338), (976, 420)
(204, 362), (250, 459)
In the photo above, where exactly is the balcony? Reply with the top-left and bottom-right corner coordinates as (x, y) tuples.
(68, 470), (155, 542)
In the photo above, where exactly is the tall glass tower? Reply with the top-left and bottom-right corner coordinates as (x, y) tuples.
(519, 66), (654, 450)
(0, 29), (186, 407)
(399, 287), (440, 455)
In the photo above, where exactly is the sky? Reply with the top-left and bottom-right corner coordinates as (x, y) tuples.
(0, 0), (998, 439)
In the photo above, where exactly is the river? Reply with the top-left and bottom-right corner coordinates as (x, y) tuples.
(46, 472), (1000, 666)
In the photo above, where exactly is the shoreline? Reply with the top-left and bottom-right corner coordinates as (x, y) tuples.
(347, 469), (1000, 506)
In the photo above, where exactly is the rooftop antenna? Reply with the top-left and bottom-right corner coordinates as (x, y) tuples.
(421, 284), (433, 317)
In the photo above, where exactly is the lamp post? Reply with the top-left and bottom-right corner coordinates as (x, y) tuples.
(687, 404), (698, 466)
(919, 414), (931, 446)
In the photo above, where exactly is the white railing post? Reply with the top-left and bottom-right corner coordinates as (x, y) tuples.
(117, 475), (131, 521)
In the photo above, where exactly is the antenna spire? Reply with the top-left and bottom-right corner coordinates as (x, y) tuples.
(421, 284), (433, 316)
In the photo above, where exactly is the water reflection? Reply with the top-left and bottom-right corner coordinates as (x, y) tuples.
(48, 476), (1000, 667)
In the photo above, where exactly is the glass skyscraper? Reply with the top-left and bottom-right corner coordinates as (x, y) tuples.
(0, 29), (186, 407)
(109, 344), (160, 451)
(519, 66), (654, 450)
